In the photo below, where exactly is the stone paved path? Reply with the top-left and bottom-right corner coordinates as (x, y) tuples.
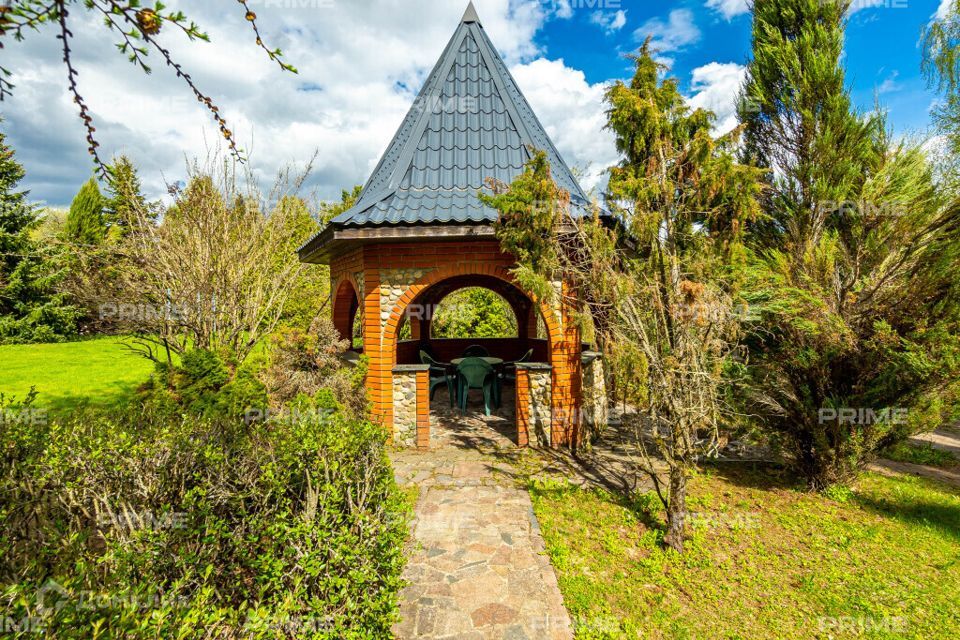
(390, 390), (573, 639)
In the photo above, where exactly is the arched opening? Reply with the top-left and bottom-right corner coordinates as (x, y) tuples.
(332, 279), (361, 350)
(394, 274), (552, 367)
(390, 272), (557, 448)
(430, 287), (518, 339)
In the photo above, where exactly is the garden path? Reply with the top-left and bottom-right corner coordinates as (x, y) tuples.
(390, 389), (573, 640)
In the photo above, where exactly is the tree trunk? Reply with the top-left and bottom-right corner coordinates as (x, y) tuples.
(663, 465), (687, 552)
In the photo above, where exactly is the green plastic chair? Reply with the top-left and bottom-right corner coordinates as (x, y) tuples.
(462, 344), (489, 358)
(456, 357), (498, 416)
(420, 350), (457, 407)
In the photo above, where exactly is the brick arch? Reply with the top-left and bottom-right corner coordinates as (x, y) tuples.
(332, 275), (361, 344)
(381, 263), (563, 366)
(377, 263), (575, 446)
(412, 274), (532, 340)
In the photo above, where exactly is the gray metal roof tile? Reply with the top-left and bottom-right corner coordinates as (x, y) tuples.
(316, 8), (597, 233)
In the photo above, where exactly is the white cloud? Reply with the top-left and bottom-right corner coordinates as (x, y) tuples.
(0, 0), (559, 205)
(589, 9), (627, 34)
(509, 59), (618, 193)
(634, 9), (701, 54)
(704, 0), (751, 20)
(686, 62), (748, 135)
(936, 0), (954, 20)
(552, 0), (574, 19)
(877, 70), (901, 94)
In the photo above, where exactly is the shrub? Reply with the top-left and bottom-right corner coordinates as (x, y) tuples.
(143, 348), (268, 420)
(261, 318), (368, 419)
(0, 400), (410, 638)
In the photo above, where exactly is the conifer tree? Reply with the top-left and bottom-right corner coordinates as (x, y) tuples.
(0, 127), (35, 314)
(739, 0), (960, 489)
(64, 177), (105, 245)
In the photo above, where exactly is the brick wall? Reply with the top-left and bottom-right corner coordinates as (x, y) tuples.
(331, 239), (584, 448)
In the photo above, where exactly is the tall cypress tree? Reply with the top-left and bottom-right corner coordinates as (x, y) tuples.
(739, 0), (960, 489)
(64, 177), (106, 245)
(738, 0), (883, 255)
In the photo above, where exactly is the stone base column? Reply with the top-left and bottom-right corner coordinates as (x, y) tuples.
(516, 363), (552, 447)
(581, 351), (608, 441)
(392, 364), (430, 449)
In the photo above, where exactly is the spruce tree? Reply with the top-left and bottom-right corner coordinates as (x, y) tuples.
(0, 128), (80, 342)
(103, 155), (150, 238)
(0, 132), (37, 290)
(64, 177), (106, 245)
(739, 0), (960, 489)
(0, 127), (36, 314)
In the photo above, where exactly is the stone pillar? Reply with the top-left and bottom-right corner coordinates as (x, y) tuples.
(581, 352), (608, 440)
(392, 364), (430, 449)
(517, 363), (552, 447)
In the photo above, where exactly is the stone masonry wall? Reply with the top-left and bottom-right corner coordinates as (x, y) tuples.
(517, 363), (552, 447)
(392, 368), (419, 448)
(581, 352), (608, 438)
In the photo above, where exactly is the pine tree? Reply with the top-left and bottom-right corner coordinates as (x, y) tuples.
(64, 177), (106, 245)
(484, 43), (762, 551)
(739, 0), (960, 489)
(103, 156), (150, 239)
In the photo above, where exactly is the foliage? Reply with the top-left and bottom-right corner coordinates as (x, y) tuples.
(74, 159), (315, 366)
(261, 317), (368, 419)
(882, 441), (958, 469)
(0, 0), (296, 175)
(739, 0), (960, 490)
(0, 129), (80, 343)
(102, 155), (154, 240)
(530, 467), (960, 639)
(485, 43), (761, 552)
(318, 185), (362, 225)
(0, 400), (410, 639)
(63, 177), (105, 245)
(923, 0), (960, 175)
(430, 287), (518, 339)
(275, 195), (327, 330)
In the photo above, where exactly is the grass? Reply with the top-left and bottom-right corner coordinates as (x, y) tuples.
(0, 336), (156, 413)
(882, 441), (958, 469)
(530, 465), (960, 639)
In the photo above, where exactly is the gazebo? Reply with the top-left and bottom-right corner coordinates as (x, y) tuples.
(298, 2), (607, 449)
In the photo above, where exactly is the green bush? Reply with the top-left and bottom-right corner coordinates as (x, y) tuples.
(0, 400), (410, 638)
(143, 348), (268, 420)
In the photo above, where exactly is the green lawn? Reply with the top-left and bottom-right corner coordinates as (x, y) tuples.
(882, 441), (959, 469)
(0, 337), (156, 413)
(531, 465), (960, 639)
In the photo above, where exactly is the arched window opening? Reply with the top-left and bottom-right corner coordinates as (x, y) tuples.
(430, 287), (518, 339)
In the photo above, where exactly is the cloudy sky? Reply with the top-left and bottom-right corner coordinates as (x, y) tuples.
(0, 0), (948, 207)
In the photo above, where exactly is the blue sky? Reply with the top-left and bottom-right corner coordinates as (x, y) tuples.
(0, 0), (948, 207)
(541, 0), (939, 134)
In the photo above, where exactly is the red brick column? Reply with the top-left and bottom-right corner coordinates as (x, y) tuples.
(415, 368), (430, 450)
(549, 281), (583, 448)
(515, 367), (531, 447)
(362, 263), (389, 427)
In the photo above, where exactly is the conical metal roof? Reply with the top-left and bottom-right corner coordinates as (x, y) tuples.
(323, 4), (593, 230)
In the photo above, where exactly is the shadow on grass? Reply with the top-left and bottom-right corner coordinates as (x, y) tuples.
(36, 385), (143, 419)
(852, 482), (960, 543)
(700, 460), (804, 492)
